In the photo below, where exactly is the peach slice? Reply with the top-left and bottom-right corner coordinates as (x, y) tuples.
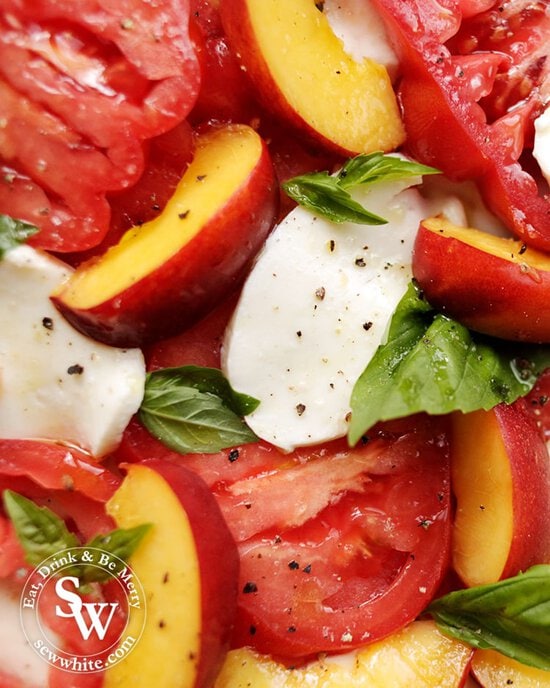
(214, 620), (472, 687)
(103, 461), (239, 688)
(472, 649), (550, 687)
(451, 400), (550, 587)
(219, 0), (405, 156)
(52, 124), (278, 347)
(412, 216), (550, 342)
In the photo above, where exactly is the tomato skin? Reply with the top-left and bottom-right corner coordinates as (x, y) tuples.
(373, 0), (550, 248)
(0, 0), (200, 252)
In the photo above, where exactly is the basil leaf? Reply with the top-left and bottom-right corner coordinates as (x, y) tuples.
(348, 281), (550, 444)
(0, 214), (39, 258)
(3, 490), (79, 566)
(429, 565), (550, 670)
(4, 491), (150, 585)
(139, 365), (259, 453)
(80, 524), (152, 584)
(282, 153), (439, 224)
(282, 172), (387, 225)
(337, 152), (439, 189)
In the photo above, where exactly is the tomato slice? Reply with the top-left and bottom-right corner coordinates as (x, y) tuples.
(0, 0), (200, 252)
(0, 439), (120, 579)
(373, 0), (550, 249)
(208, 417), (452, 660)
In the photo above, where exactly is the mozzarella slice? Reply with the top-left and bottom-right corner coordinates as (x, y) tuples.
(324, 0), (399, 81)
(0, 245), (145, 457)
(222, 177), (433, 451)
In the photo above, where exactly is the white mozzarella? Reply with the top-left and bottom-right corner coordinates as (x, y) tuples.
(222, 177), (434, 452)
(534, 107), (550, 187)
(324, 0), (399, 80)
(0, 583), (49, 686)
(0, 245), (145, 457)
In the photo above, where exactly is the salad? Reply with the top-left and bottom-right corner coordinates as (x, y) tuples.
(0, 0), (549, 686)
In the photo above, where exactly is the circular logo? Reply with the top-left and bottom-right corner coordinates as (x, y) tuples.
(20, 547), (146, 674)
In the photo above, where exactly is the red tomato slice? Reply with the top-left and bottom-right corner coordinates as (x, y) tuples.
(373, 0), (550, 249)
(209, 417), (452, 660)
(0, 440), (120, 578)
(0, 0), (200, 252)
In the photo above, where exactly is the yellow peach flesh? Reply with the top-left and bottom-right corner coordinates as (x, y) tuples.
(245, 0), (404, 153)
(451, 410), (513, 586)
(103, 465), (201, 688)
(422, 217), (550, 271)
(214, 621), (471, 688)
(57, 125), (263, 309)
(472, 649), (550, 687)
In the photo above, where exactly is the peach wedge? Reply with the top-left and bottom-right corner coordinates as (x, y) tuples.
(53, 124), (278, 347)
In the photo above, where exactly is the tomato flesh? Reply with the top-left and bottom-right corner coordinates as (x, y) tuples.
(0, 0), (200, 252)
(210, 418), (452, 660)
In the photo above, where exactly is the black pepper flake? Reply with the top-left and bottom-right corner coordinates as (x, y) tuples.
(162, 572), (170, 584)
(315, 287), (326, 300)
(329, 239), (335, 252)
(249, 625), (257, 636)
(361, 435), (370, 445)
(178, 210), (190, 219)
(302, 564), (312, 574)
(196, 174), (207, 181)
(288, 560), (300, 570)
(287, 626), (297, 633)
(158, 619), (166, 629)
(228, 448), (240, 462)
(296, 330), (302, 338)
(518, 243), (527, 255)
(242, 582), (258, 594)
(418, 519), (432, 530)
(151, 203), (161, 211)
(355, 257), (366, 267)
(42, 317), (54, 331)
(362, 321), (373, 331)
(296, 403), (306, 416)
(67, 364), (84, 375)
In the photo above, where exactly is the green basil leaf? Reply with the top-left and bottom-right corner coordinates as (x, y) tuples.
(3, 490), (79, 566)
(139, 366), (259, 453)
(0, 214), (39, 258)
(282, 172), (387, 225)
(337, 151), (440, 188)
(429, 565), (550, 670)
(282, 153), (439, 224)
(80, 524), (152, 584)
(348, 281), (550, 444)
